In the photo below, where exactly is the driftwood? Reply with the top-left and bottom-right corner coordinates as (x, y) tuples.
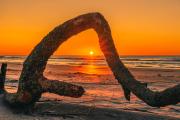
(0, 66), (84, 108)
(0, 63), (7, 93)
(0, 12), (179, 109)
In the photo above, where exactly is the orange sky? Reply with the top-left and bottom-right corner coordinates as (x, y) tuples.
(0, 0), (180, 56)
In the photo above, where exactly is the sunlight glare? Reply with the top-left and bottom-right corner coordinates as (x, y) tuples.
(89, 51), (94, 56)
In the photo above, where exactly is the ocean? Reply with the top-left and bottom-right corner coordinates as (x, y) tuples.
(0, 55), (180, 118)
(1, 55), (180, 70)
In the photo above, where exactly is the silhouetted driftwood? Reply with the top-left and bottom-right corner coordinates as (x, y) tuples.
(0, 12), (179, 109)
(0, 63), (7, 93)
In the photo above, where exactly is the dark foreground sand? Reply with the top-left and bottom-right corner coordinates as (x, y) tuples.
(0, 95), (178, 120)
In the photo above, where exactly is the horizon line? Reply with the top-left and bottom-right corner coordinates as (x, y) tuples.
(0, 54), (180, 57)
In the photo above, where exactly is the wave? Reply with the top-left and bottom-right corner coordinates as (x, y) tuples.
(1, 55), (180, 70)
(7, 68), (22, 72)
(0, 56), (26, 59)
(1, 55), (180, 62)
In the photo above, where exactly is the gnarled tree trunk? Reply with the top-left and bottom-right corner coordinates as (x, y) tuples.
(0, 12), (179, 109)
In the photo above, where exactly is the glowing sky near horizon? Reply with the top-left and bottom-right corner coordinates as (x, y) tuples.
(0, 0), (180, 55)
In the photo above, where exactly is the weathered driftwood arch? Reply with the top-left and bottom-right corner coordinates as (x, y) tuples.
(0, 12), (179, 109)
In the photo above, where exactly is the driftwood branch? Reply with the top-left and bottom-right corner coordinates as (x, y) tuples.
(0, 63), (7, 93)
(0, 12), (179, 108)
(1, 68), (84, 108)
(39, 77), (84, 98)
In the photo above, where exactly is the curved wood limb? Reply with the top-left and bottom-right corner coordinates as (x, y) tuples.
(0, 12), (179, 108)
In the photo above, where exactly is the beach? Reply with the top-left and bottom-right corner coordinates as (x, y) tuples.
(1, 55), (180, 119)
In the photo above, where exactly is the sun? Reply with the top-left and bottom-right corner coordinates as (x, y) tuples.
(89, 51), (94, 56)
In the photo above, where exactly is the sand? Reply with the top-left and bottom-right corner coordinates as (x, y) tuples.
(0, 95), (179, 120)
(2, 63), (180, 119)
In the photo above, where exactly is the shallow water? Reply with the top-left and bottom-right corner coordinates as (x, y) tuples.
(1, 55), (180, 118)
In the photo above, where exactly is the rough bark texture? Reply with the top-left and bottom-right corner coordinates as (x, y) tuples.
(0, 63), (7, 93)
(39, 77), (84, 98)
(0, 12), (179, 108)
